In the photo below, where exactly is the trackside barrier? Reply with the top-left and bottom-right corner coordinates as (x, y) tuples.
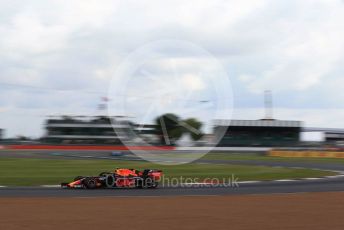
(269, 150), (344, 158)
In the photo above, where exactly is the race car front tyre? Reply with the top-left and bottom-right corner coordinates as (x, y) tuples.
(150, 182), (159, 189)
(84, 178), (97, 189)
(142, 178), (159, 189)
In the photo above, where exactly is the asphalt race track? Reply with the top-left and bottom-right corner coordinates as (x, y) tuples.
(2, 177), (344, 197)
(2, 150), (344, 197)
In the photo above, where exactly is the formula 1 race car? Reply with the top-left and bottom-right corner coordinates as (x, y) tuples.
(61, 168), (163, 189)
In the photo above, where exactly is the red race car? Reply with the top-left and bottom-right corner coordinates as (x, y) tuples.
(61, 168), (163, 189)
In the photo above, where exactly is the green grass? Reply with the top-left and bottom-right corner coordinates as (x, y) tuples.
(202, 152), (344, 164)
(0, 157), (336, 186)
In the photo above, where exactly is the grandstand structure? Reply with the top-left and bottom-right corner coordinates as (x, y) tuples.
(214, 119), (302, 147)
(43, 116), (158, 145)
(44, 116), (129, 144)
(325, 132), (344, 143)
(212, 92), (303, 147)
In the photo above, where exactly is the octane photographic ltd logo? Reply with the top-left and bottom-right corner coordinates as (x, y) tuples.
(102, 174), (240, 189)
(159, 175), (240, 188)
(108, 39), (233, 165)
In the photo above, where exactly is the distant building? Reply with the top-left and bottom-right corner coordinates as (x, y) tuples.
(43, 116), (131, 144)
(43, 116), (157, 145)
(301, 128), (344, 145)
(214, 119), (302, 147)
(325, 132), (344, 144)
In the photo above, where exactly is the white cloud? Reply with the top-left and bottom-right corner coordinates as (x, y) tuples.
(182, 74), (206, 91)
(238, 0), (344, 93)
(0, 0), (344, 137)
(1, 13), (69, 56)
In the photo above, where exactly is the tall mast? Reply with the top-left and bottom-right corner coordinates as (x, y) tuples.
(264, 90), (273, 120)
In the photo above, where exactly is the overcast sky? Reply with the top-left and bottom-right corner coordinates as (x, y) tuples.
(0, 0), (344, 138)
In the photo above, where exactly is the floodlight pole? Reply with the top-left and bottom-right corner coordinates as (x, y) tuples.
(264, 90), (273, 120)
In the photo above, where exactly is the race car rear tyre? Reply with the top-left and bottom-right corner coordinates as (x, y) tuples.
(105, 175), (116, 188)
(99, 172), (111, 177)
(84, 178), (97, 189)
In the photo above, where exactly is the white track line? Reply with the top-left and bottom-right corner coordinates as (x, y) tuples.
(180, 183), (222, 186)
(303, 178), (322, 180)
(238, 181), (262, 184)
(325, 175), (344, 179)
(41, 185), (60, 188)
(275, 179), (297, 182)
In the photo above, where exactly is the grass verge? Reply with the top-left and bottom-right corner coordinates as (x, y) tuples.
(0, 157), (337, 186)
